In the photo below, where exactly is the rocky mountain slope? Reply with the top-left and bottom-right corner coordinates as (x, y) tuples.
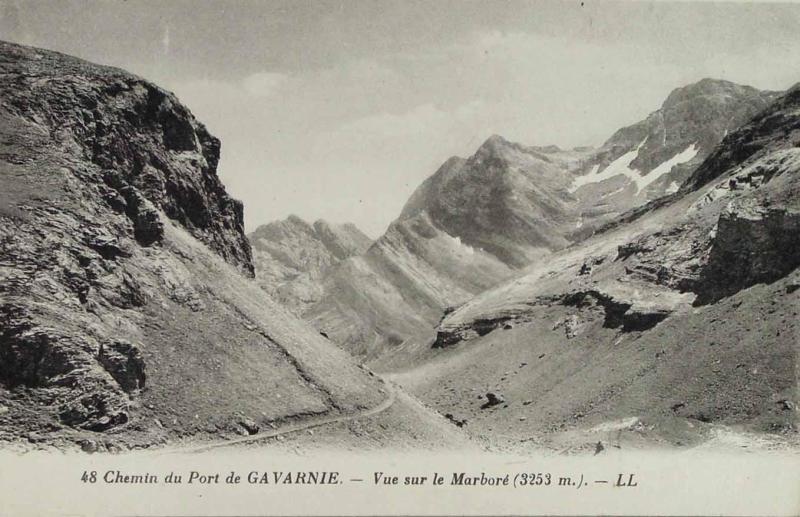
(570, 79), (779, 234)
(392, 83), (800, 449)
(248, 216), (370, 315)
(0, 41), (401, 451)
(301, 79), (778, 361)
(305, 140), (590, 358)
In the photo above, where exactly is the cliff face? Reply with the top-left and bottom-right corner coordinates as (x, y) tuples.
(0, 41), (253, 275)
(0, 41), (385, 450)
(248, 216), (371, 314)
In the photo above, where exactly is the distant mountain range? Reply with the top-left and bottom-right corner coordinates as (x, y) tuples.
(249, 78), (780, 361)
(249, 216), (371, 315)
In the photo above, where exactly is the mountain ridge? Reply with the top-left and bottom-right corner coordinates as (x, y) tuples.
(248, 215), (371, 315)
(284, 78), (781, 360)
(408, 82), (800, 445)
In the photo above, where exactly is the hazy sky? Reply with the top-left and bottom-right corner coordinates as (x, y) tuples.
(3, 1), (800, 236)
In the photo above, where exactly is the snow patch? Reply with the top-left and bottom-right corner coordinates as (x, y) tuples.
(569, 140), (644, 193)
(444, 233), (475, 256)
(637, 143), (700, 193)
(570, 141), (700, 194)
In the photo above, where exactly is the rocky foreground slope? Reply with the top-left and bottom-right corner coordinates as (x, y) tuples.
(0, 41), (399, 450)
(292, 79), (777, 361)
(391, 83), (800, 448)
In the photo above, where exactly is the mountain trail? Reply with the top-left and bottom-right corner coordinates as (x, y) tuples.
(154, 380), (398, 454)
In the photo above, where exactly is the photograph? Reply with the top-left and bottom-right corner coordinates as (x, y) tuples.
(0, 1), (798, 515)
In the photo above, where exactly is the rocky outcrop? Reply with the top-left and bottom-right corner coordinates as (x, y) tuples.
(433, 289), (672, 348)
(0, 40), (253, 275)
(0, 41), (386, 449)
(432, 316), (515, 349)
(0, 304), (133, 432)
(695, 201), (800, 304)
(97, 340), (146, 393)
(560, 290), (671, 332)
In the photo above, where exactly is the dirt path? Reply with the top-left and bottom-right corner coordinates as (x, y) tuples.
(154, 381), (398, 454)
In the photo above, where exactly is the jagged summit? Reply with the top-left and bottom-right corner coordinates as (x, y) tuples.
(248, 215), (371, 314)
(477, 133), (513, 151)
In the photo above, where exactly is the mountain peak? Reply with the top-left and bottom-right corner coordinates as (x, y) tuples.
(662, 78), (763, 109)
(286, 213), (312, 227)
(477, 134), (514, 153)
(472, 134), (535, 166)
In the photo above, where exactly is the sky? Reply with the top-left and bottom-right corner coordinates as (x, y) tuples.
(2, 0), (800, 236)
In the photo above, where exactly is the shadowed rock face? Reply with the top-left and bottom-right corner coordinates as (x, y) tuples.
(0, 41), (385, 449)
(0, 40), (253, 276)
(695, 202), (800, 305)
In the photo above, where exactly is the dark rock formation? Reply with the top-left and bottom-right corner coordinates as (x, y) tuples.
(0, 41), (386, 448)
(695, 202), (800, 304)
(480, 392), (505, 409)
(97, 340), (146, 393)
(432, 316), (515, 349)
(0, 40), (253, 275)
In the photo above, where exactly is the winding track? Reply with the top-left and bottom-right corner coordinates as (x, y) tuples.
(157, 381), (398, 454)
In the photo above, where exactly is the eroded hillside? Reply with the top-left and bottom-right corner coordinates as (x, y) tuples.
(0, 41), (392, 450)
